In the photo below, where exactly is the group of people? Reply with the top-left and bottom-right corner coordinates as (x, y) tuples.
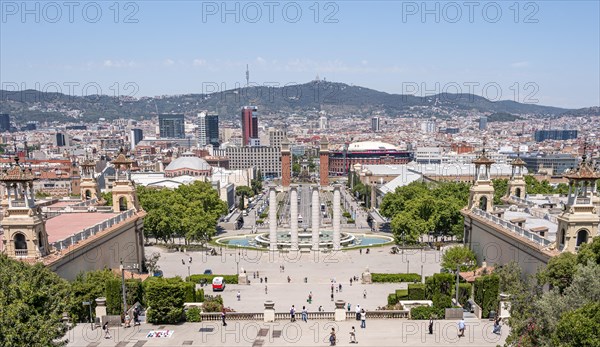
(329, 326), (359, 346)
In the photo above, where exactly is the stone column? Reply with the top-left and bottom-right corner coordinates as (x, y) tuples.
(311, 185), (320, 251)
(333, 185), (341, 250)
(264, 301), (275, 322)
(269, 187), (277, 252)
(95, 297), (107, 326)
(290, 185), (299, 251)
(334, 300), (346, 321)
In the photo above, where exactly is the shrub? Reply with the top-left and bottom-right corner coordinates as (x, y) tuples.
(371, 273), (422, 283)
(202, 296), (223, 312)
(126, 279), (144, 307)
(144, 277), (186, 324)
(432, 293), (452, 309)
(410, 305), (440, 320)
(457, 283), (471, 306)
(474, 274), (500, 318)
(408, 283), (426, 300)
(347, 218), (355, 224)
(343, 212), (351, 218)
(187, 274), (239, 284)
(185, 307), (202, 322)
(425, 273), (454, 299)
(196, 288), (204, 302)
(183, 282), (196, 302)
(105, 278), (122, 315)
(395, 289), (409, 300)
(387, 294), (398, 306)
(259, 212), (268, 219)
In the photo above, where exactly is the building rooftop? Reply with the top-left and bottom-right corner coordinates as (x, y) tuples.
(165, 155), (211, 171)
(45, 212), (119, 243)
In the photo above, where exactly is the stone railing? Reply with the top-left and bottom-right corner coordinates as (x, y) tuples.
(51, 209), (136, 251)
(201, 312), (264, 321)
(510, 195), (535, 207)
(528, 208), (558, 224)
(201, 310), (409, 321)
(367, 310), (410, 319)
(472, 208), (553, 247)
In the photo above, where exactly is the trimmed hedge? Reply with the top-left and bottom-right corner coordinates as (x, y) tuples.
(425, 273), (454, 299)
(388, 294), (399, 306)
(372, 273), (422, 283)
(474, 274), (500, 318)
(185, 307), (202, 322)
(187, 274), (239, 284)
(395, 289), (408, 300)
(106, 278), (122, 315)
(408, 283), (426, 300)
(410, 306), (443, 320)
(183, 282), (196, 302)
(196, 288), (205, 302)
(432, 293), (452, 309)
(144, 277), (186, 324)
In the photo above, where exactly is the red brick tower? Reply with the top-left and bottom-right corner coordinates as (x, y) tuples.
(281, 138), (291, 187)
(319, 137), (330, 186)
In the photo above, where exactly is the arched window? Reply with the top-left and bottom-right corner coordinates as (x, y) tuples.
(515, 188), (522, 198)
(38, 231), (43, 248)
(576, 229), (589, 247)
(560, 228), (566, 247)
(119, 197), (128, 212)
(479, 196), (488, 211)
(14, 233), (27, 254)
(85, 190), (91, 200)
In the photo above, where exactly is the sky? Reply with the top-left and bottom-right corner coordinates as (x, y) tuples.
(1, 1), (599, 108)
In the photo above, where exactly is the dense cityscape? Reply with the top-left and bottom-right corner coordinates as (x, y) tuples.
(1, 1), (599, 347)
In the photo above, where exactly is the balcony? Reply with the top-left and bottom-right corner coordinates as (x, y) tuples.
(15, 249), (28, 257)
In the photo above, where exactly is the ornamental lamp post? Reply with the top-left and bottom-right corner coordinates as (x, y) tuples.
(82, 301), (93, 330)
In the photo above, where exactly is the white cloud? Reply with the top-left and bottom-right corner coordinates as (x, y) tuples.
(193, 59), (207, 66)
(103, 60), (136, 68)
(164, 59), (175, 66)
(510, 61), (530, 68)
(256, 56), (266, 65)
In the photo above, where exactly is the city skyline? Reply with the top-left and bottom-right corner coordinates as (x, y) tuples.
(1, 1), (599, 108)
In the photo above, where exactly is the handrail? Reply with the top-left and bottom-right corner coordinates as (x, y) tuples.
(200, 310), (410, 321)
(471, 208), (553, 247)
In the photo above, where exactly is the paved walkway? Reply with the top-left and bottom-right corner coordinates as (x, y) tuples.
(65, 319), (508, 346)
(150, 245), (444, 312)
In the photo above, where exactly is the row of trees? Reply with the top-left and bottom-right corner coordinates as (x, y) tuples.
(380, 182), (470, 244)
(137, 181), (227, 245)
(491, 176), (569, 204)
(502, 238), (600, 347)
(235, 170), (263, 210)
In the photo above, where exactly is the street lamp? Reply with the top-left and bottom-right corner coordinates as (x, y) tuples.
(82, 301), (93, 330)
(120, 260), (127, 322)
(187, 265), (191, 279)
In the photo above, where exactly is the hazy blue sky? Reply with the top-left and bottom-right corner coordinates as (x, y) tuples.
(1, 1), (598, 108)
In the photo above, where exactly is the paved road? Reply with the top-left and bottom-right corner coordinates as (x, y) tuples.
(66, 318), (508, 346)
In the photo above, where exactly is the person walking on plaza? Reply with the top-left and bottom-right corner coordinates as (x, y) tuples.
(458, 318), (465, 337)
(363, 290), (367, 299)
(493, 317), (502, 335)
(347, 302), (351, 312)
(360, 309), (366, 329)
(290, 305), (296, 322)
(331, 292), (334, 301)
(308, 292), (313, 304)
(428, 317), (434, 335)
(339, 283), (342, 292)
(329, 327), (337, 346)
(302, 306), (308, 322)
(103, 321), (111, 339)
(221, 309), (227, 326)
(189, 256), (192, 263)
(355, 304), (361, 320)
(349, 326), (357, 343)
(237, 291), (241, 301)
(288, 276), (291, 283)
(265, 285), (268, 294)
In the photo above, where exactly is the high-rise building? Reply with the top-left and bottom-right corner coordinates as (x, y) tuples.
(479, 116), (488, 131)
(130, 129), (143, 150)
(0, 114), (10, 132)
(268, 128), (286, 148)
(55, 133), (67, 147)
(197, 112), (220, 147)
(241, 106), (259, 146)
(533, 130), (578, 142)
(158, 114), (185, 138)
(420, 118), (437, 133)
(371, 117), (381, 132)
(319, 116), (328, 130)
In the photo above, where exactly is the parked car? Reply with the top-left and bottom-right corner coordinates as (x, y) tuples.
(203, 269), (213, 275)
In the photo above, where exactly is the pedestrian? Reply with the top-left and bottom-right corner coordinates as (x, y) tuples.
(331, 292), (334, 301)
(133, 307), (140, 326)
(355, 304), (361, 320)
(189, 256), (192, 263)
(103, 321), (111, 339)
(363, 290), (367, 299)
(360, 309), (366, 329)
(457, 318), (465, 337)
(318, 305), (323, 312)
(347, 302), (351, 312)
(360, 249), (362, 255)
(329, 327), (337, 346)
(493, 317), (501, 335)
(181, 259), (185, 265)
(265, 277), (268, 283)
(287, 276), (291, 283)
(221, 309), (227, 326)
(350, 278), (353, 286)
(349, 326), (357, 343)
(308, 292), (312, 304)
(260, 277), (263, 283)
(331, 283), (334, 292)
(339, 283), (342, 292)
(237, 291), (241, 301)
(290, 305), (296, 322)
(265, 285), (268, 294)
(302, 306), (308, 322)
(428, 316), (434, 335)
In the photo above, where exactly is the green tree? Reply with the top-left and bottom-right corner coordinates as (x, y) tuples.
(235, 185), (253, 210)
(69, 269), (118, 322)
(494, 261), (523, 294)
(491, 178), (508, 204)
(144, 277), (186, 324)
(0, 255), (71, 347)
(441, 246), (477, 271)
(552, 302), (600, 347)
(577, 236), (600, 265)
(541, 252), (577, 294)
(292, 163), (301, 175)
(101, 191), (113, 205)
